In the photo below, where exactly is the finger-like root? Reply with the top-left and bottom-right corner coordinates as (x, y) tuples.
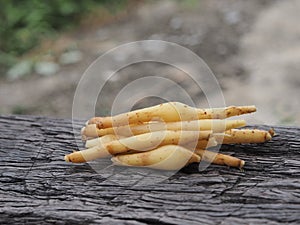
(64, 145), (111, 163)
(81, 125), (98, 140)
(216, 129), (273, 144)
(64, 130), (211, 163)
(85, 134), (122, 148)
(82, 119), (246, 138)
(184, 137), (218, 150)
(87, 102), (256, 129)
(111, 145), (201, 170)
(195, 149), (245, 169)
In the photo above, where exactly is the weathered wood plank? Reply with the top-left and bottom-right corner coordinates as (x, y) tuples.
(0, 115), (299, 224)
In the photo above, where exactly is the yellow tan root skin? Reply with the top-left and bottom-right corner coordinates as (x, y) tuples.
(105, 130), (211, 154)
(112, 145), (200, 170)
(195, 149), (245, 169)
(83, 119), (246, 138)
(216, 129), (272, 144)
(87, 102), (256, 129)
(85, 134), (120, 148)
(64, 130), (211, 163)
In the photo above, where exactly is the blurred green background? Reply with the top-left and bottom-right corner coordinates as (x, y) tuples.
(0, 0), (127, 73)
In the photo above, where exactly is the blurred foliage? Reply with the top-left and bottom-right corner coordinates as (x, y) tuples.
(11, 105), (32, 115)
(0, 0), (127, 73)
(178, 0), (199, 9)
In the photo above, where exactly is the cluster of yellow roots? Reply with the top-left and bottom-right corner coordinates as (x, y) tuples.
(64, 102), (274, 171)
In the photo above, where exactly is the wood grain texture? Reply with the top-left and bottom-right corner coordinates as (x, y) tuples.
(0, 115), (299, 224)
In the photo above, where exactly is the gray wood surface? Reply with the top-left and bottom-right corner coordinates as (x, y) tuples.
(0, 115), (299, 224)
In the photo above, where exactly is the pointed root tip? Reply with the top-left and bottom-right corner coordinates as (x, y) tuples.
(81, 127), (85, 135)
(268, 128), (276, 137)
(250, 105), (257, 112)
(243, 105), (256, 114)
(110, 157), (121, 165)
(82, 135), (87, 141)
(81, 127), (88, 140)
(266, 132), (272, 141)
(64, 155), (70, 162)
(240, 160), (245, 169)
(238, 119), (247, 127)
(86, 117), (101, 126)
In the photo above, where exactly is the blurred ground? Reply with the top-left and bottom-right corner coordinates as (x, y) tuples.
(0, 0), (299, 125)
